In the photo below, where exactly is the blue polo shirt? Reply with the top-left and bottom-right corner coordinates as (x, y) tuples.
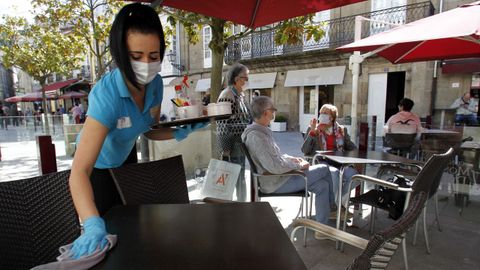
(80, 69), (163, 169)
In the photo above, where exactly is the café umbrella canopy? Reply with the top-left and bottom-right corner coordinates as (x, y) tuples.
(4, 91), (57, 103)
(134, 0), (366, 28)
(336, 1), (480, 63)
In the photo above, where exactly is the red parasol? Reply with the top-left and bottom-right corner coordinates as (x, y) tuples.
(4, 92), (57, 103)
(336, 1), (480, 63)
(133, 0), (366, 29)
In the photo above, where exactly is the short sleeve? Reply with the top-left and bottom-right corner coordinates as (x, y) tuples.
(87, 81), (118, 130)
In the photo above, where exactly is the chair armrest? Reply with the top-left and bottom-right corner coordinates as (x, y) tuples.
(190, 197), (236, 204)
(202, 197), (235, 204)
(377, 164), (420, 178)
(257, 170), (306, 177)
(291, 218), (368, 250)
(351, 174), (412, 192)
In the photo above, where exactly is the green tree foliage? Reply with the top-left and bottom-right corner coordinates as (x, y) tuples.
(32, 0), (124, 80)
(157, 6), (325, 102)
(0, 16), (84, 134)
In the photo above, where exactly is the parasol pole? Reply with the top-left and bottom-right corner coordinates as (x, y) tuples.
(349, 16), (363, 140)
(41, 85), (50, 135)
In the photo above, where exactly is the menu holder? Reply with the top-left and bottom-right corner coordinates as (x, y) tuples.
(150, 114), (231, 129)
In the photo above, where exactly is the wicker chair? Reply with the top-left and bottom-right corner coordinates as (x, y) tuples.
(109, 155), (190, 205)
(291, 148), (454, 270)
(0, 170), (80, 270)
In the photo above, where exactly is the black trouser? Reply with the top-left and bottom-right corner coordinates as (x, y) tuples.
(90, 144), (138, 216)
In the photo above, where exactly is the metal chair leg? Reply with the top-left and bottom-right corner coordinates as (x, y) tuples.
(309, 193), (313, 219)
(413, 218), (419, 246)
(434, 193), (442, 232)
(294, 197), (304, 219)
(369, 207), (376, 235)
(413, 202), (425, 246)
(402, 235), (409, 270)
(423, 207), (431, 254)
(303, 226), (307, 247)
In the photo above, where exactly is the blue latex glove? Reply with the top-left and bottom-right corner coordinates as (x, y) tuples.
(174, 122), (210, 141)
(71, 216), (108, 259)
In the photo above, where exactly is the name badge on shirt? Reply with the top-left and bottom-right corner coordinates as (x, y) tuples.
(117, 117), (132, 129)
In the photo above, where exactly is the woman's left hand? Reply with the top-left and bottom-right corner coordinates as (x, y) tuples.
(173, 122), (210, 141)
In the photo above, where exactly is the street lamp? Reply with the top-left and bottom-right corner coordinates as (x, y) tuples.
(166, 50), (185, 72)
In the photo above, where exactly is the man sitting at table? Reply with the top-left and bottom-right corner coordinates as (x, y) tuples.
(301, 104), (358, 214)
(241, 96), (334, 232)
(385, 98), (423, 134)
(450, 92), (478, 126)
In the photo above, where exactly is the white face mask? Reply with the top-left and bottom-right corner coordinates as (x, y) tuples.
(270, 111), (276, 125)
(318, 113), (331, 125)
(241, 81), (249, 91)
(131, 60), (161, 85)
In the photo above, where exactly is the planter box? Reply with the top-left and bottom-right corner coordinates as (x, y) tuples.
(270, 122), (287, 132)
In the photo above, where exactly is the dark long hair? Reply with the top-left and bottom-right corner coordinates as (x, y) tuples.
(109, 3), (166, 89)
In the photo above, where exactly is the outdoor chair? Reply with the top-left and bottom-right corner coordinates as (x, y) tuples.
(0, 170), (81, 270)
(383, 133), (418, 158)
(291, 148), (454, 270)
(109, 155), (190, 205)
(454, 143), (480, 213)
(240, 142), (310, 218)
(419, 134), (469, 215)
(109, 155), (224, 205)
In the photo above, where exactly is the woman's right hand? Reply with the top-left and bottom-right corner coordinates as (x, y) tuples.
(71, 216), (108, 259)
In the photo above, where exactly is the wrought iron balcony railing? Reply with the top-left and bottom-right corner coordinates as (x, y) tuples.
(225, 1), (434, 64)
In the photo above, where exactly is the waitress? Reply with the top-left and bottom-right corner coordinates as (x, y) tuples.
(69, 3), (205, 259)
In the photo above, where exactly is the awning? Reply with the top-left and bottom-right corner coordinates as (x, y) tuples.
(284, 66), (346, 87)
(195, 78), (211, 92)
(43, 79), (79, 91)
(442, 58), (480, 74)
(246, 72), (277, 90)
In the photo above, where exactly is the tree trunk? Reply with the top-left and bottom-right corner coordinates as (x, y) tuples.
(40, 80), (50, 135)
(209, 18), (226, 102)
(209, 18), (226, 158)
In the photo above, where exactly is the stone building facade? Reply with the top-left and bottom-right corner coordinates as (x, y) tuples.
(164, 0), (478, 136)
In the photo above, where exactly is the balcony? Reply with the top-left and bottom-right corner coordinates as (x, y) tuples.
(225, 1), (434, 64)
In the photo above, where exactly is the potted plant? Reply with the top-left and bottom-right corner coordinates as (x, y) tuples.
(270, 114), (287, 132)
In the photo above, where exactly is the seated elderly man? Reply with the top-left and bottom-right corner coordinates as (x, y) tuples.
(241, 96), (334, 229)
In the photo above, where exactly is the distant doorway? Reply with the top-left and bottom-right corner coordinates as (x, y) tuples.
(367, 71), (405, 137)
(318, 85), (334, 110)
(385, 71), (406, 122)
(299, 85), (334, 132)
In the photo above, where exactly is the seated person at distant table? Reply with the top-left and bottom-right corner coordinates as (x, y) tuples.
(450, 92), (478, 126)
(385, 98), (423, 134)
(242, 96), (335, 230)
(301, 104), (358, 208)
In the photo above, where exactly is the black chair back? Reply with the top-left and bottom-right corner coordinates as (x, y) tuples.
(0, 170), (80, 269)
(384, 133), (416, 149)
(240, 142), (259, 175)
(109, 155), (189, 205)
(347, 148), (454, 270)
(412, 148), (454, 200)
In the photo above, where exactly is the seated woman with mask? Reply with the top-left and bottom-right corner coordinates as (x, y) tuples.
(301, 104), (358, 211)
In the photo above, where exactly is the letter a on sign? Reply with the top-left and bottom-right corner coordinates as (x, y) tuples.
(216, 174), (229, 186)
